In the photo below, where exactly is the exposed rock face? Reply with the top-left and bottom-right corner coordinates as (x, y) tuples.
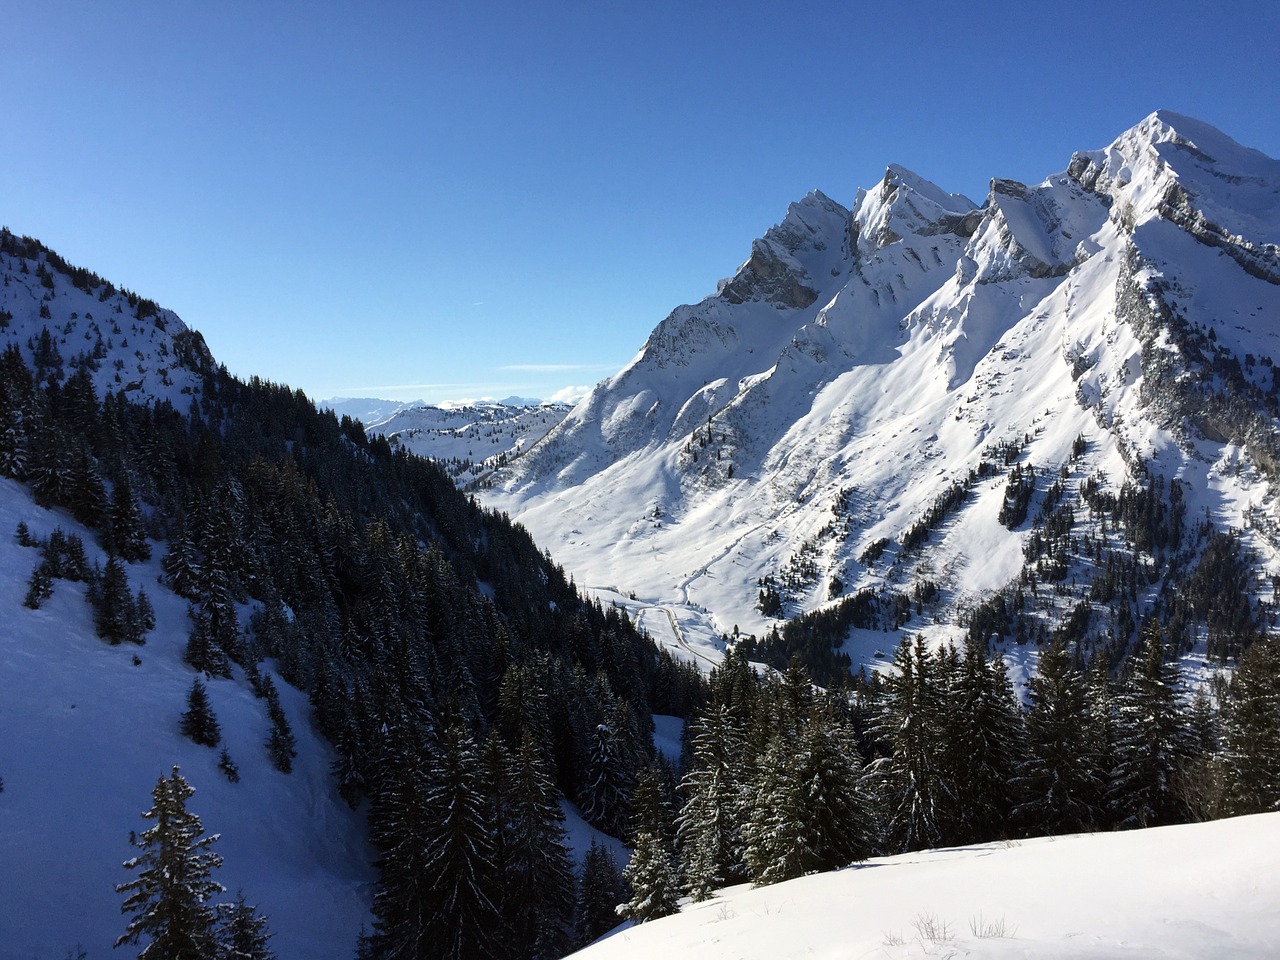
(1157, 179), (1280, 284)
(718, 238), (821, 308)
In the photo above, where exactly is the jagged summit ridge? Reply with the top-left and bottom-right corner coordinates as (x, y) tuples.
(484, 112), (1280, 669)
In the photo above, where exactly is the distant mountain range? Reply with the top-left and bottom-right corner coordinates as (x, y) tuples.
(322, 398), (573, 487)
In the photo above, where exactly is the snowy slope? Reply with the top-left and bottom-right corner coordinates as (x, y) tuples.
(0, 478), (373, 960)
(0, 231), (209, 407)
(485, 112), (1280, 671)
(572, 812), (1280, 959)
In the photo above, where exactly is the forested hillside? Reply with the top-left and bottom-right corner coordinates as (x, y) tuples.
(0, 228), (704, 959)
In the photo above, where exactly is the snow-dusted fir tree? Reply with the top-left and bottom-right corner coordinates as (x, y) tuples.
(89, 554), (146, 644)
(619, 830), (679, 925)
(115, 766), (225, 960)
(370, 724), (499, 960)
(1219, 639), (1280, 815)
(180, 677), (221, 748)
(577, 698), (637, 837)
(620, 765), (680, 924)
(496, 731), (575, 959)
(676, 704), (747, 900)
(878, 635), (948, 852)
(1109, 623), (1191, 828)
(1013, 637), (1102, 834)
(215, 892), (277, 960)
(162, 519), (202, 599)
(263, 682), (297, 774)
(107, 469), (151, 562)
(743, 703), (869, 886)
(946, 639), (1024, 843)
(575, 840), (627, 947)
(742, 733), (808, 885)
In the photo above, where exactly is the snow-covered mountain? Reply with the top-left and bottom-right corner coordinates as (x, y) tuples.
(572, 812), (1280, 959)
(368, 400), (572, 486)
(486, 112), (1280, 672)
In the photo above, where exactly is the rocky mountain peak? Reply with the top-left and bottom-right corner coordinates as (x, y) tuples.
(855, 164), (979, 251)
(487, 113), (1280, 667)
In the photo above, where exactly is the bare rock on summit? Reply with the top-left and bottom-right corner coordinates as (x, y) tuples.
(718, 238), (820, 308)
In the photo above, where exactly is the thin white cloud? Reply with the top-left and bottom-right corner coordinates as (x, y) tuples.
(338, 382), (491, 393)
(498, 362), (618, 373)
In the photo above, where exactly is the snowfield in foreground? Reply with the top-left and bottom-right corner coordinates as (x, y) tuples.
(574, 813), (1280, 959)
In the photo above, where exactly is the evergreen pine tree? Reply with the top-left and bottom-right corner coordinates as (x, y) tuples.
(618, 827), (679, 925)
(115, 766), (224, 960)
(794, 707), (872, 872)
(421, 724), (500, 958)
(1109, 623), (1191, 828)
(742, 732), (808, 885)
(28, 425), (74, 506)
(218, 748), (241, 784)
(181, 678), (221, 748)
(66, 443), (106, 528)
(574, 840), (626, 948)
(108, 470), (151, 561)
(617, 762), (679, 924)
(1012, 638), (1102, 834)
(136, 587), (156, 633)
(497, 731), (575, 959)
(215, 892), (276, 960)
(676, 704), (747, 900)
(577, 704), (634, 837)
(1219, 639), (1280, 815)
(946, 640), (1024, 843)
(1084, 652), (1120, 829)
(186, 605), (232, 678)
(743, 704), (869, 885)
(264, 686), (297, 774)
(369, 724), (500, 960)
(163, 523), (203, 599)
(331, 719), (366, 808)
(878, 635), (948, 851)
(24, 562), (53, 608)
(60, 531), (91, 581)
(89, 556), (143, 644)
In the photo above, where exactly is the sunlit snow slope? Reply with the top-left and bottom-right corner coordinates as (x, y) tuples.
(486, 112), (1280, 665)
(572, 813), (1280, 959)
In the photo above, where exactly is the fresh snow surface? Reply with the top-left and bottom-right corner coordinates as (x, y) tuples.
(572, 813), (1280, 959)
(0, 244), (206, 409)
(560, 798), (631, 872)
(0, 478), (373, 960)
(651, 714), (684, 764)
(484, 112), (1280, 677)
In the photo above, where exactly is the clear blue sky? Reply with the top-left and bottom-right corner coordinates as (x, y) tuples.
(3, 1), (1278, 404)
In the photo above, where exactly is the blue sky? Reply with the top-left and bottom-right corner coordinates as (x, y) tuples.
(3, 1), (1278, 404)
